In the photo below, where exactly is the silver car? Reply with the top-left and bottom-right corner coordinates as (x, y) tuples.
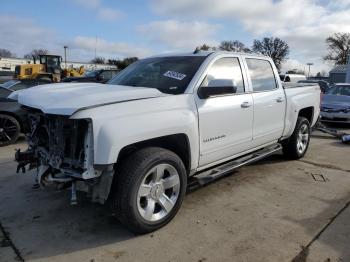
(321, 83), (350, 123)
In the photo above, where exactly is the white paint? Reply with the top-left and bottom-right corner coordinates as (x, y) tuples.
(15, 52), (321, 172)
(13, 83), (166, 115)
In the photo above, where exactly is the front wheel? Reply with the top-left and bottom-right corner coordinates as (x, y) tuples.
(282, 117), (311, 159)
(113, 147), (187, 234)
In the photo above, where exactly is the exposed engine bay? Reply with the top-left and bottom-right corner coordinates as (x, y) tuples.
(15, 107), (114, 204)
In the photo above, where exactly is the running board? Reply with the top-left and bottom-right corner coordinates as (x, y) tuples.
(193, 144), (282, 186)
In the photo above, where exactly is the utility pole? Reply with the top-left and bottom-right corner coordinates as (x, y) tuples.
(306, 63), (313, 78)
(64, 45), (68, 68)
(346, 50), (350, 83)
(95, 36), (98, 61)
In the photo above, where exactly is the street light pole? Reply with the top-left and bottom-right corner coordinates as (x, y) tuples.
(306, 63), (313, 78)
(64, 46), (68, 68)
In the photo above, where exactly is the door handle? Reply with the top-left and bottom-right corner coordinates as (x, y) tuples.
(241, 101), (252, 108)
(276, 97), (284, 103)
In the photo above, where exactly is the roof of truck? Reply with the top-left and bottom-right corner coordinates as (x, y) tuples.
(148, 50), (267, 58)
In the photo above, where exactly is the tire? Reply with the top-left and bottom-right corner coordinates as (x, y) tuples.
(37, 75), (52, 82)
(113, 147), (187, 234)
(0, 114), (20, 147)
(282, 117), (311, 159)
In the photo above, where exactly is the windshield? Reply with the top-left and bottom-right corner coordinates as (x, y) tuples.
(1, 80), (19, 89)
(326, 85), (350, 96)
(108, 56), (206, 94)
(84, 71), (98, 77)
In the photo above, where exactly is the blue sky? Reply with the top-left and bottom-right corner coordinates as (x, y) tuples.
(1, 0), (350, 73)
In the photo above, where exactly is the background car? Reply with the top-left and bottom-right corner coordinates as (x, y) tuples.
(0, 79), (51, 146)
(298, 79), (330, 93)
(320, 83), (350, 123)
(62, 69), (119, 84)
(280, 74), (307, 83)
(0, 79), (51, 91)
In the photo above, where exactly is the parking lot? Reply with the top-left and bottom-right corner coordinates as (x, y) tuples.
(0, 127), (349, 262)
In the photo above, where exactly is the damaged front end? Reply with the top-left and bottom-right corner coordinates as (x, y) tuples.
(15, 108), (114, 204)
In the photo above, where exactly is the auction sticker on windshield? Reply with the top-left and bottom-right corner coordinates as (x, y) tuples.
(163, 71), (186, 80)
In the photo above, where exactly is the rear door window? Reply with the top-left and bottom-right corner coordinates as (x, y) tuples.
(246, 59), (277, 92)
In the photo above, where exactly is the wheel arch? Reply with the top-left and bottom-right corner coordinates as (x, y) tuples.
(298, 106), (314, 124)
(116, 134), (192, 174)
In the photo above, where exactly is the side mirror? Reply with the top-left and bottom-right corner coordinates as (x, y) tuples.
(198, 79), (237, 99)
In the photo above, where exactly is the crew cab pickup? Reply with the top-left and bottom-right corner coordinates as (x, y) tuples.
(12, 51), (321, 233)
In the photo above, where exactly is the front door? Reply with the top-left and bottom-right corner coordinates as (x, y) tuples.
(196, 57), (254, 167)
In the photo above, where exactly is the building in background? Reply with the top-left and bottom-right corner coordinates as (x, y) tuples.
(0, 57), (116, 72)
(330, 52), (350, 84)
(346, 52), (350, 83)
(329, 65), (347, 84)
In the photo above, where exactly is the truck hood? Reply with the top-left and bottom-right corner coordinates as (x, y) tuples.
(11, 82), (166, 115)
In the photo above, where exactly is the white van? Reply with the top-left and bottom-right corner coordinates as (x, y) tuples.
(280, 74), (307, 83)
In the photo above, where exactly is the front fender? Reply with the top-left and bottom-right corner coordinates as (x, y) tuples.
(71, 95), (199, 169)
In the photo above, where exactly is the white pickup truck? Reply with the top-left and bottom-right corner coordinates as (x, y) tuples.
(13, 51), (320, 233)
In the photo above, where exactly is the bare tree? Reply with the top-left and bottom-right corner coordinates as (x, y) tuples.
(24, 49), (49, 59)
(90, 56), (106, 64)
(252, 37), (289, 70)
(107, 57), (138, 69)
(219, 41), (250, 52)
(323, 33), (350, 65)
(198, 44), (216, 51)
(0, 48), (13, 58)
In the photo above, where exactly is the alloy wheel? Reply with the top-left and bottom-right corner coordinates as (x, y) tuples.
(296, 123), (309, 155)
(137, 163), (181, 222)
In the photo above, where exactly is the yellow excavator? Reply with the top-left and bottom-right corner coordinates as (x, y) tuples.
(14, 54), (63, 82)
(62, 65), (85, 78)
(14, 54), (86, 82)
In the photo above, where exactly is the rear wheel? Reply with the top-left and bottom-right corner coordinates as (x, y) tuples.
(282, 117), (310, 159)
(0, 114), (20, 147)
(113, 147), (187, 234)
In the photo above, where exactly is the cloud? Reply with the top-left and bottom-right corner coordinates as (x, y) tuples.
(0, 15), (59, 57)
(71, 36), (151, 59)
(150, 0), (350, 72)
(138, 20), (220, 50)
(72, 0), (101, 9)
(0, 15), (150, 61)
(281, 58), (330, 76)
(72, 0), (122, 22)
(150, 0), (325, 34)
(97, 7), (123, 21)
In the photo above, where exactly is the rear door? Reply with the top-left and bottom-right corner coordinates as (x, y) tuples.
(196, 56), (254, 166)
(244, 58), (286, 145)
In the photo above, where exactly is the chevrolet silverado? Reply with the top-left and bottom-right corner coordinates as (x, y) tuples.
(12, 51), (320, 233)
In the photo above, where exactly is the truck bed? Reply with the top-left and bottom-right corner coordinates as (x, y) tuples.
(282, 83), (321, 138)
